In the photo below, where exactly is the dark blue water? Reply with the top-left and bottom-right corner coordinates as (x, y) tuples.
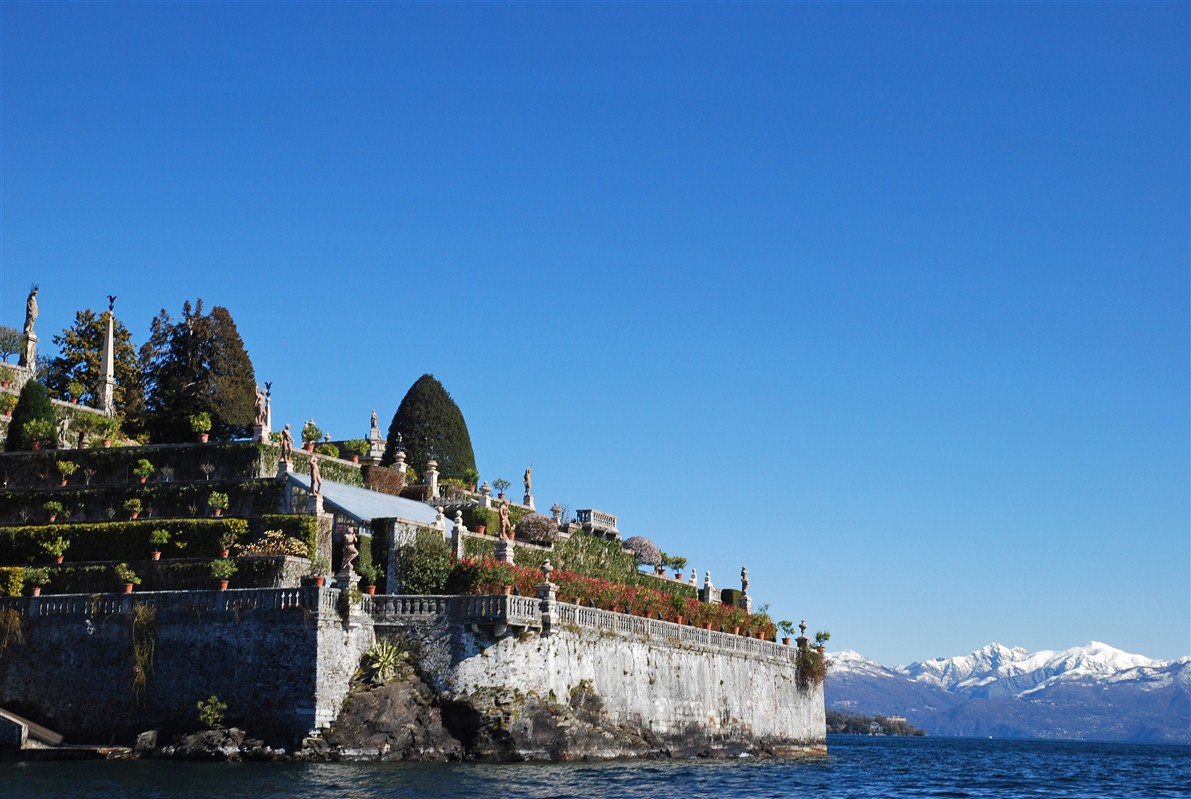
(3, 737), (1189, 798)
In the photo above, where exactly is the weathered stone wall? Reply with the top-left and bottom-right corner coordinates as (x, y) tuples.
(1, 590), (823, 756)
(383, 609), (825, 754)
(0, 589), (373, 746)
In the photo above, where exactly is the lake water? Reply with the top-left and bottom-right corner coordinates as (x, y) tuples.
(4, 736), (1190, 798)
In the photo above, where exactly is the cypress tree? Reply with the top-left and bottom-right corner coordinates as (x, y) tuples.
(6, 380), (57, 451)
(381, 374), (477, 481)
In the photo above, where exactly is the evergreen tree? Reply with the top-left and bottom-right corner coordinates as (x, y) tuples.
(43, 309), (146, 436)
(6, 380), (57, 451)
(142, 299), (257, 442)
(381, 374), (477, 481)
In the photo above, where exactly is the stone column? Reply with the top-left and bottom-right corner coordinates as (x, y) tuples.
(700, 571), (719, 605)
(480, 482), (492, 509)
(18, 332), (36, 372)
(393, 446), (406, 476)
(536, 559), (558, 636)
(98, 312), (115, 415)
(386, 521), (417, 593)
(523, 493), (535, 511)
(425, 459), (439, 500)
(451, 511), (467, 561)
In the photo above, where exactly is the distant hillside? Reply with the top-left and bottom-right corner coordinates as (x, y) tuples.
(825, 642), (1191, 744)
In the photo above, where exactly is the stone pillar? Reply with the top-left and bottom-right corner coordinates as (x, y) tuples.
(386, 520), (417, 592)
(550, 503), (562, 524)
(425, 460), (439, 500)
(306, 492), (323, 516)
(523, 492), (535, 511)
(495, 539), (515, 566)
(98, 312), (115, 415)
(689, 568), (697, 585)
(536, 559), (558, 636)
(451, 511), (466, 561)
(700, 571), (719, 605)
(796, 619), (809, 650)
(18, 332), (36, 372)
(393, 446), (406, 476)
(480, 482), (492, 509)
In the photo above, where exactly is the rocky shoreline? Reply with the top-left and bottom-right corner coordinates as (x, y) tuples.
(152, 663), (823, 763)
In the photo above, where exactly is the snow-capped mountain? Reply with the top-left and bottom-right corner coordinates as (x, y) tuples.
(825, 642), (1191, 743)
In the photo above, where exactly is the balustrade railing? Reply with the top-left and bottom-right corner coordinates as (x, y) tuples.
(0, 587), (332, 618)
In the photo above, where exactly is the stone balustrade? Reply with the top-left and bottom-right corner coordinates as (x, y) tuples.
(0, 586), (334, 618)
(575, 509), (618, 534)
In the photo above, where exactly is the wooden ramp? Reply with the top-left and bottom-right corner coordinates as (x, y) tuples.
(0, 706), (65, 747)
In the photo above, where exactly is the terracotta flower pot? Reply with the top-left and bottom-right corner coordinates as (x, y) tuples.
(303, 442), (314, 452)
(213, 508), (223, 517)
(31, 441), (41, 451)
(351, 455), (359, 464)
(220, 549), (230, 559)
(503, 585), (513, 595)
(783, 637), (791, 646)
(475, 525), (487, 535)
(60, 479), (68, 487)
(139, 476), (147, 485)
(365, 585), (376, 595)
(102, 439), (112, 448)
(31, 586), (41, 597)
(48, 514), (57, 523)
(152, 551), (161, 561)
(123, 583), (134, 594)
(55, 555), (64, 564)
(314, 575), (325, 587)
(676, 615), (685, 626)
(129, 512), (139, 520)
(218, 580), (229, 591)
(703, 623), (713, 630)
(199, 433), (209, 444)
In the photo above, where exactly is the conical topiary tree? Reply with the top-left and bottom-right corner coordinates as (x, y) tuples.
(6, 379), (57, 451)
(381, 374), (476, 482)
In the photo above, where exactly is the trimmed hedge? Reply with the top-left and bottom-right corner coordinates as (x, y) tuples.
(0, 519), (251, 565)
(252, 515), (319, 560)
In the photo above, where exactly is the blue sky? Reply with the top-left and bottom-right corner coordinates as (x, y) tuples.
(2, 1), (1186, 666)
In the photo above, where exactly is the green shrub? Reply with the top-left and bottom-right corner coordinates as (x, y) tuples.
(207, 491), (229, 510)
(6, 380), (56, 451)
(123, 498), (142, 514)
(115, 562), (141, 585)
(56, 460), (78, 478)
(314, 443), (338, 458)
(0, 567), (24, 596)
(301, 420), (323, 444)
(210, 559), (237, 581)
(392, 529), (452, 593)
(0, 519), (248, 563)
(197, 695), (226, 729)
(189, 412), (212, 434)
(132, 458), (155, 479)
(43, 501), (64, 516)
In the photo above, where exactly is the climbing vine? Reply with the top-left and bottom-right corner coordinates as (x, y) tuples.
(130, 603), (156, 707)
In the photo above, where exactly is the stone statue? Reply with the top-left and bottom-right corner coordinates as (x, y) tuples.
(57, 417), (71, 449)
(341, 530), (358, 574)
(279, 424), (293, 462)
(741, 566), (749, 593)
(309, 454), (322, 494)
(22, 286), (38, 337)
(499, 501), (513, 540)
(253, 386), (267, 426)
(523, 467), (532, 496)
(370, 409), (378, 432)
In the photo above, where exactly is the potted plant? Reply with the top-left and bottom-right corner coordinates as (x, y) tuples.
(301, 420), (323, 452)
(115, 562), (141, 593)
(23, 418), (54, 451)
(149, 528), (171, 560)
(210, 558), (237, 590)
(190, 411), (212, 443)
(493, 478), (511, 499)
(208, 491), (229, 518)
(42, 536), (69, 564)
(123, 497), (142, 520)
(0, 365), (13, 389)
(0, 393), (16, 418)
(25, 567), (50, 597)
(98, 416), (120, 447)
(668, 593), (687, 624)
(132, 458), (155, 484)
(778, 620), (796, 646)
(67, 381), (85, 404)
(43, 500), (64, 523)
(56, 460), (78, 486)
(671, 555), (688, 579)
(814, 630), (831, 653)
(358, 563), (378, 595)
(344, 439), (368, 464)
(217, 530), (236, 558)
(308, 556), (330, 587)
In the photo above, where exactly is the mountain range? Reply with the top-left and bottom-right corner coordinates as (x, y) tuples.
(825, 641), (1191, 743)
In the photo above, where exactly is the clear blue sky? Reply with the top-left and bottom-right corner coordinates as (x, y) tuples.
(2, 1), (1186, 666)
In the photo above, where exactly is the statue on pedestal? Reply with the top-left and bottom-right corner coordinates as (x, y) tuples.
(309, 454), (322, 495)
(22, 285), (38, 337)
(253, 386), (267, 426)
(523, 467), (532, 496)
(279, 423), (293, 462)
(341, 530), (358, 574)
(499, 501), (514, 540)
